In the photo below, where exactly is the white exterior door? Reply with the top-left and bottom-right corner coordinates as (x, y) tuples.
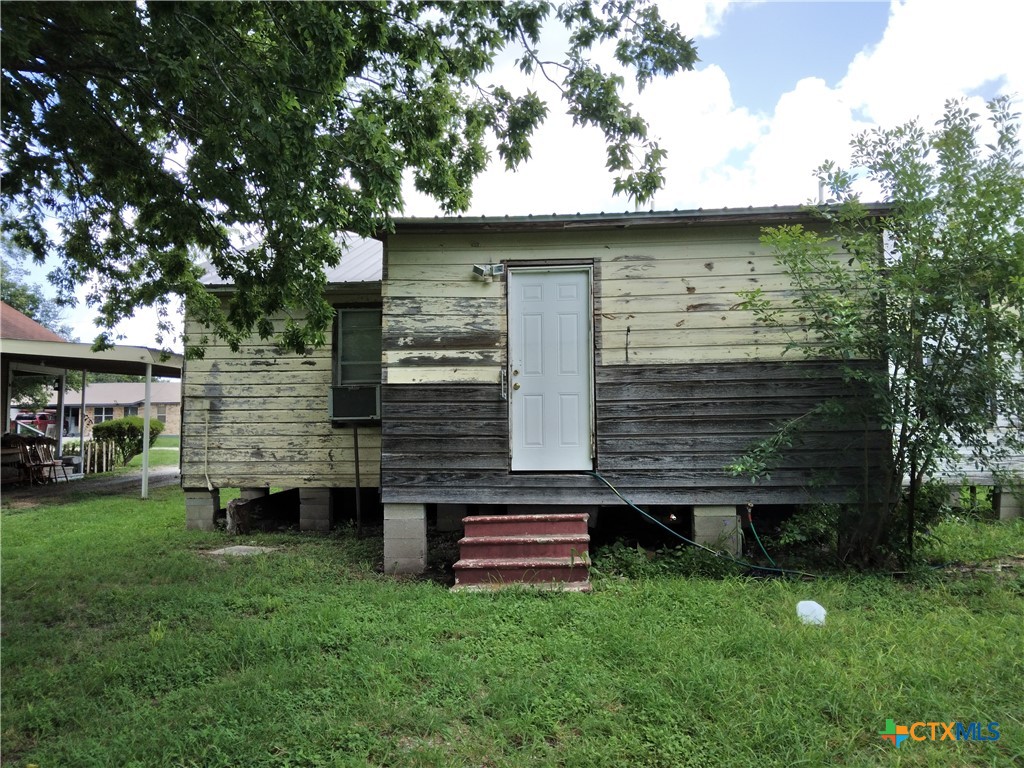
(508, 268), (594, 471)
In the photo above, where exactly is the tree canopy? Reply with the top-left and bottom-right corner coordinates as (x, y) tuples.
(1, 1), (698, 353)
(734, 98), (1024, 564)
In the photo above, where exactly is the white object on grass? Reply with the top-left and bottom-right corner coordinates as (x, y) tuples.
(797, 600), (826, 625)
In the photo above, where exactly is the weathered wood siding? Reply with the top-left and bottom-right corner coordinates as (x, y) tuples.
(381, 222), (882, 507)
(381, 361), (884, 506)
(384, 225), (822, 386)
(181, 287), (382, 490)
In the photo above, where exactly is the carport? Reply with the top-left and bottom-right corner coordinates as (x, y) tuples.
(1, 301), (183, 497)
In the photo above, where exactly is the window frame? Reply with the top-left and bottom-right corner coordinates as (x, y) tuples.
(332, 305), (383, 386)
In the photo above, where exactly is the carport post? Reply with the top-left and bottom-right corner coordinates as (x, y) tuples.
(141, 363), (152, 499)
(79, 369), (87, 456)
(55, 372), (66, 456)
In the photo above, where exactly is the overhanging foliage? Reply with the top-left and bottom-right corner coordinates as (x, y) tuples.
(1, 1), (698, 353)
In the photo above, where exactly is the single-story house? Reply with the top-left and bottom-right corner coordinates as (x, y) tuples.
(47, 382), (182, 437)
(932, 414), (1023, 519)
(181, 206), (897, 572)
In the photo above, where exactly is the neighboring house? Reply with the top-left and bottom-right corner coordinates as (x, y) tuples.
(181, 206), (895, 571)
(931, 407), (1023, 519)
(50, 382), (182, 437)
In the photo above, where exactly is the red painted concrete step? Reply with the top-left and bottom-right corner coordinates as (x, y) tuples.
(454, 514), (592, 592)
(453, 557), (592, 589)
(462, 513), (590, 538)
(458, 534), (590, 560)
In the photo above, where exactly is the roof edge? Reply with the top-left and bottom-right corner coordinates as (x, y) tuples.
(387, 203), (892, 235)
(2, 338), (183, 377)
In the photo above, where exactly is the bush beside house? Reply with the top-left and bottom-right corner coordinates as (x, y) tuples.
(92, 416), (164, 466)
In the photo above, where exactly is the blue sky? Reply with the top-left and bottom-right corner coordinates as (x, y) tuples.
(408, 0), (1023, 217)
(25, 0), (1024, 348)
(697, 2), (891, 115)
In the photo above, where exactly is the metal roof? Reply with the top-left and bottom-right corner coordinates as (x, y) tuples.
(198, 234), (383, 287)
(45, 381), (181, 407)
(389, 204), (892, 234)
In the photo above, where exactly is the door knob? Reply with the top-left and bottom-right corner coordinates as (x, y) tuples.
(513, 382), (521, 390)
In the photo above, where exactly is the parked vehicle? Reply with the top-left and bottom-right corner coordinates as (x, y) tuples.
(13, 411), (67, 435)
(12, 412), (40, 434)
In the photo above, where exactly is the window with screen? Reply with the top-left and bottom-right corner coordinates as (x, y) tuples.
(331, 307), (382, 421)
(335, 308), (382, 384)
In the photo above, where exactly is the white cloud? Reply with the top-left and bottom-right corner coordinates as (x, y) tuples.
(672, 0), (1024, 208)
(402, 0), (754, 217)
(635, 64), (764, 205)
(673, 76), (871, 208)
(416, 0), (1023, 217)
(839, 0), (1024, 127)
(403, 62), (766, 216)
(658, 0), (741, 39)
(65, 282), (181, 352)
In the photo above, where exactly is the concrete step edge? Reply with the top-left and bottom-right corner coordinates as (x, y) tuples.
(458, 534), (590, 545)
(452, 581), (593, 593)
(462, 514), (591, 523)
(454, 556), (591, 569)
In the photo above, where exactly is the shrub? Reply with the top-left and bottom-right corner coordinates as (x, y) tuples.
(776, 503), (841, 554)
(92, 416), (164, 466)
(770, 488), (955, 568)
(593, 541), (659, 579)
(593, 540), (739, 579)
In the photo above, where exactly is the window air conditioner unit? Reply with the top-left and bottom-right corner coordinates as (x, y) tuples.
(330, 385), (381, 423)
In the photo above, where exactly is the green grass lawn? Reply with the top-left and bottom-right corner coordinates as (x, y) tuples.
(126, 444), (180, 468)
(124, 434), (180, 468)
(2, 490), (1022, 767)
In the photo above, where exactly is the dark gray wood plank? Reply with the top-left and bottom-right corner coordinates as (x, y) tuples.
(378, 359), (886, 507)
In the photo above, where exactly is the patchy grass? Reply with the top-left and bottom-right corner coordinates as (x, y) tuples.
(921, 515), (1024, 565)
(2, 490), (1022, 767)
